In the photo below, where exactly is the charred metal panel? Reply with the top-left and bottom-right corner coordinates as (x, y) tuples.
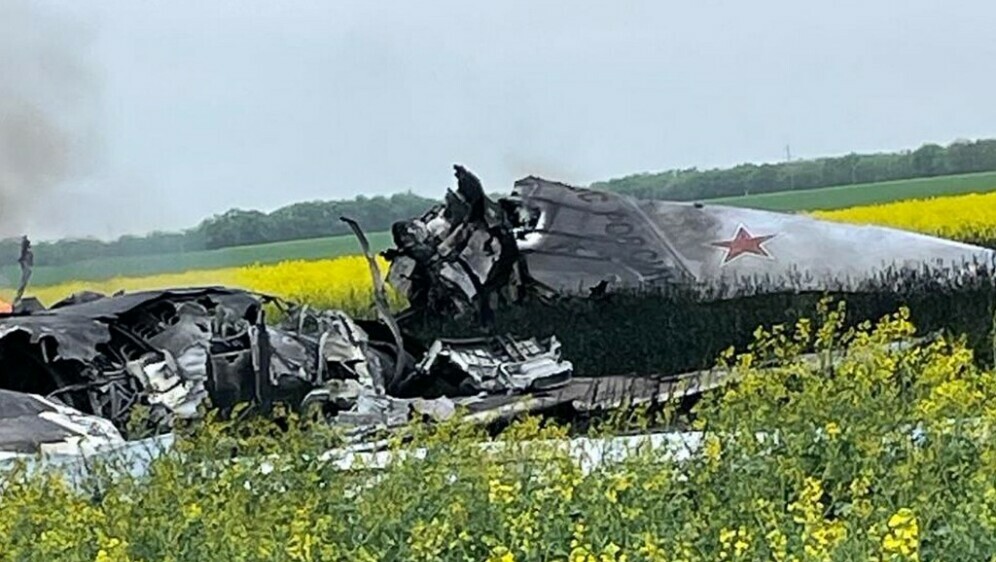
(384, 166), (996, 317)
(0, 389), (123, 455)
(0, 288), (297, 431)
(509, 176), (694, 294)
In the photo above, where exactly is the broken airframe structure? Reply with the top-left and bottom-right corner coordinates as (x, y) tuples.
(0, 285), (719, 457)
(2, 164), (994, 457)
(386, 166), (996, 320)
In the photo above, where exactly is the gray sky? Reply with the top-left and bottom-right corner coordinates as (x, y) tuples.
(7, 0), (996, 240)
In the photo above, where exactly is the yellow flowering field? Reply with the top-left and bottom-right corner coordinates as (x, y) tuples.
(1, 301), (995, 561)
(21, 255), (398, 318)
(811, 191), (996, 244)
(237, 256), (405, 314)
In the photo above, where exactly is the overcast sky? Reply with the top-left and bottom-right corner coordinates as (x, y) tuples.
(5, 0), (996, 240)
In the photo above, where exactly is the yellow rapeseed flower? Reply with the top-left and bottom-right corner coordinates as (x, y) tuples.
(487, 546), (517, 562)
(881, 508), (919, 559)
(703, 434), (722, 467)
(599, 542), (628, 562)
(824, 422), (841, 440)
(94, 536), (131, 562)
(488, 478), (521, 505)
(638, 533), (668, 562)
(182, 502), (203, 522)
(811, 191), (996, 243)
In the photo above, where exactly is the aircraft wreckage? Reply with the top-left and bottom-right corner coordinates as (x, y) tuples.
(2, 165), (994, 457)
(385, 165), (996, 319)
(0, 286), (722, 457)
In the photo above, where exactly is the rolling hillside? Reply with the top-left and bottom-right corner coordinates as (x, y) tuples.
(704, 171), (996, 211)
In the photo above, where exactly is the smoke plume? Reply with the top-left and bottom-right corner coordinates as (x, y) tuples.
(501, 152), (585, 187)
(0, 0), (98, 239)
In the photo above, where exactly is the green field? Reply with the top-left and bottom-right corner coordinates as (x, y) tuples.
(0, 231), (393, 288)
(706, 170), (996, 211)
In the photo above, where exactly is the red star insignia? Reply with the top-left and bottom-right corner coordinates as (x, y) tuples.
(711, 226), (776, 263)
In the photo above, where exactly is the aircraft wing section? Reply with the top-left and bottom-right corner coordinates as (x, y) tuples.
(511, 177), (996, 297)
(643, 199), (996, 296)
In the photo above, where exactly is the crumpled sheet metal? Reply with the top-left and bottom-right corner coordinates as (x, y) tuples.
(46, 286), (261, 320)
(304, 332), (575, 435)
(309, 308), (382, 392)
(0, 287), (296, 429)
(385, 166), (521, 320)
(126, 347), (209, 419)
(0, 389), (124, 457)
(0, 315), (111, 363)
(416, 335), (572, 394)
(0, 287), (262, 365)
(0, 284), (586, 449)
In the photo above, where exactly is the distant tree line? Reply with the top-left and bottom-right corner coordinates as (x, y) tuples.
(6, 138), (996, 268)
(0, 230), (209, 270)
(0, 192), (438, 267)
(196, 192), (436, 249)
(592, 138), (996, 200)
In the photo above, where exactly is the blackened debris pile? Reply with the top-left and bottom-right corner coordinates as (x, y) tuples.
(0, 286), (586, 453)
(0, 284), (727, 455)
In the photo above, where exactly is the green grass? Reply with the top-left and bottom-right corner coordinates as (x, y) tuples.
(0, 232), (393, 288)
(705, 171), (996, 211)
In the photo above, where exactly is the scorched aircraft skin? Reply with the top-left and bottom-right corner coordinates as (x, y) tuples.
(385, 166), (996, 317)
(510, 176), (995, 297)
